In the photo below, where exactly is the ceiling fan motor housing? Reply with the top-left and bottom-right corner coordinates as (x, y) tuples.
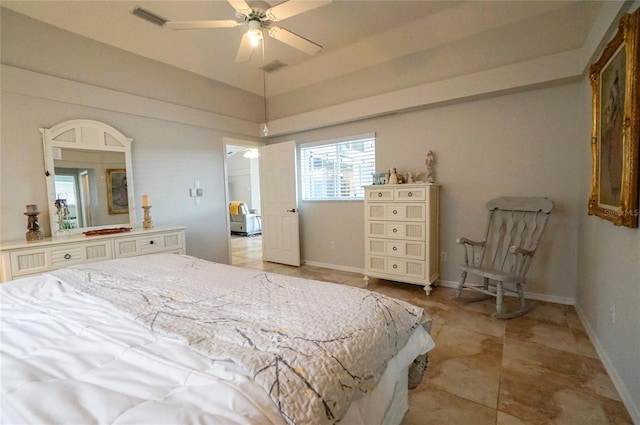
(240, 9), (270, 25)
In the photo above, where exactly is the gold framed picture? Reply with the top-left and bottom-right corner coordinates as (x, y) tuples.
(588, 9), (640, 228)
(106, 169), (128, 214)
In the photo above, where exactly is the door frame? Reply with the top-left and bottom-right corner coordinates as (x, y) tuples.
(223, 137), (264, 265)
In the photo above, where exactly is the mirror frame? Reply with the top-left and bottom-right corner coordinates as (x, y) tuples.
(41, 119), (136, 235)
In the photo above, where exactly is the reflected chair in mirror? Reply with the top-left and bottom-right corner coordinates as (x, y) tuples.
(454, 197), (553, 319)
(229, 201), (262, 236)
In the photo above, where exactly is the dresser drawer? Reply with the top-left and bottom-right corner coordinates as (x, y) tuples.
(7, 241), (112, 278)
(365, 187), (394, 202)
(9, 249), (50, 277)
(366, 204), (425, 221)
(366, 255), (426, 279)
(114, 231), (184, 258)
(394, 187), (426, 201)
(51, 241), (112, 267)
(366, 238), (425, 259)
(366, 221), (425, 240)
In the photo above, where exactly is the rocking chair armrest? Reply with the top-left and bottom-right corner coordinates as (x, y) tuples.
(456, 237), (485, 247)
(509, 246), (534, 257)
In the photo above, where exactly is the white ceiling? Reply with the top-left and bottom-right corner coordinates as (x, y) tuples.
(2, 0), (603, 98)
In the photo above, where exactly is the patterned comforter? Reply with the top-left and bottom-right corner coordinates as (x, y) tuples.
(50, 254), (429, 425)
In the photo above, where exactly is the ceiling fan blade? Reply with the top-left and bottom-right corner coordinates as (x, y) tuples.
(266, 0), (331, 22)
(164, 20), (240, 30)
(235, 34), (254, 63)
(267, 26), (322, 55)
(227, 0), (252, 15)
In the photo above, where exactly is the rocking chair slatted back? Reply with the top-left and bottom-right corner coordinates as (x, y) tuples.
(482, 198), (552, 279)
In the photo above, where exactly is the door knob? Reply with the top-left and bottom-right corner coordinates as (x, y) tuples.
(287, 208), (297, 213)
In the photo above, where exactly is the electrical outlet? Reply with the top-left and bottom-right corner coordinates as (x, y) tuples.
(440, 252), (447, 262)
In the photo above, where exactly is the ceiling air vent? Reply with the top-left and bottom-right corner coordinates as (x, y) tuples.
(260, 60), (288, 73)
(133, 7), (168, 27)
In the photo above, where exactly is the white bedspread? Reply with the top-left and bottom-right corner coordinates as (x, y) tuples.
(1, 254), (434, 425)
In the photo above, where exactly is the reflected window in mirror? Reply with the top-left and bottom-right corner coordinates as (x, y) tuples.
(54, 174), (81, 229)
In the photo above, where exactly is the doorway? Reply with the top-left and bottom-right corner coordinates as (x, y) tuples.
(225, 139), (263, 266)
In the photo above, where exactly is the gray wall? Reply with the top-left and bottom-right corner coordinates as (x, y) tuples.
(0, 8), (263, 123)
(576, 47), (640, 421)
(272, 82), (583, 303)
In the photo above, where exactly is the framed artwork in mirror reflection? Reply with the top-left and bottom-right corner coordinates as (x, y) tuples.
(107, 169), (128, 215)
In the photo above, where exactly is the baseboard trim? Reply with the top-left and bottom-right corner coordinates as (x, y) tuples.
(302, 260), (364, 275)
(574, 305), (640, 424)
(437, 279), (576, 305)
(297, 266), (577, 305)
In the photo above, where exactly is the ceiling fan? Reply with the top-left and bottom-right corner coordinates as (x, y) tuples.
(145, 0), (332, 63)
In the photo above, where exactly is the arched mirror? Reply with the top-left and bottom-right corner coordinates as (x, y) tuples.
(42, 119), (136, 235)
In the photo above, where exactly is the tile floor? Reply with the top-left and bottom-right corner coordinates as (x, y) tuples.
(230, 235), (633, 424)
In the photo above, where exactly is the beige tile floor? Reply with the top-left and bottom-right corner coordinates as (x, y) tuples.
(231, 235), (633, 424)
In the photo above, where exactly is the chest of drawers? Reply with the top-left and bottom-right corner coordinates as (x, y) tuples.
(364, 184), (439, 295)
(1, 227), (186, 282)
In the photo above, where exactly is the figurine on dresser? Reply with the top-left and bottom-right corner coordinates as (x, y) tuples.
(388, 168), (399, 185)
(425, 151), (436, 183)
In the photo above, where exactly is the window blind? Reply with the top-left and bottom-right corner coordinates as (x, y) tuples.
(300, 135), (375, 201)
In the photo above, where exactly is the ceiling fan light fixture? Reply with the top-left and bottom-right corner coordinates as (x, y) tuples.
(247, 20), (263, 46)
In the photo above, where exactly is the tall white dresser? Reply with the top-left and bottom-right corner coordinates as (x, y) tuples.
(364, 184), (439, 295)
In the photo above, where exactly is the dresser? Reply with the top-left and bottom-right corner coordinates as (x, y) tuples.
(0, 227), (186, 282)
(364, 184), (439, 295)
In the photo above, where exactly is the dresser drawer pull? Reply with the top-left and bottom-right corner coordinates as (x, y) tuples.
(149, 240), (155, 245)
(392, 228), (398, 233)
(392, 209), (398, 214)
(377, 192), (383, 197)
(408, 192), (413, 197)
(392, 246), (398, 251)
(64, 253), (71, 260)
(392, 264), (398, 269)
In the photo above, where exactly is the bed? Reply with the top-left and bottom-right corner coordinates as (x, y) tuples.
(1, 253), (434, 425)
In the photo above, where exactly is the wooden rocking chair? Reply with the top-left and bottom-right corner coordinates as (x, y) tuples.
(454, 197), (553, 319)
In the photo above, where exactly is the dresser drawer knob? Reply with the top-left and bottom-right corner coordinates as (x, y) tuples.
(408, 192), (413, 197)
(377, 192), (383, 197)
(392, 209), (398, 214)
(392, 264), (398, 269)
(64, 253), (71, 260)
(149, 240), (155, 245)
(392, 246), (398, 251)
(392, 228), (398, 233)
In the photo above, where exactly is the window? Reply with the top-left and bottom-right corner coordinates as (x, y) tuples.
(300, 134), (375, 201)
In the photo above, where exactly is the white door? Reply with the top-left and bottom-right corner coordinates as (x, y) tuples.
(259, 141), (300, 266)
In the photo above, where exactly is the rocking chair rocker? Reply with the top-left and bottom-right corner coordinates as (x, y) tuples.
(454, 197), (553, 319)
